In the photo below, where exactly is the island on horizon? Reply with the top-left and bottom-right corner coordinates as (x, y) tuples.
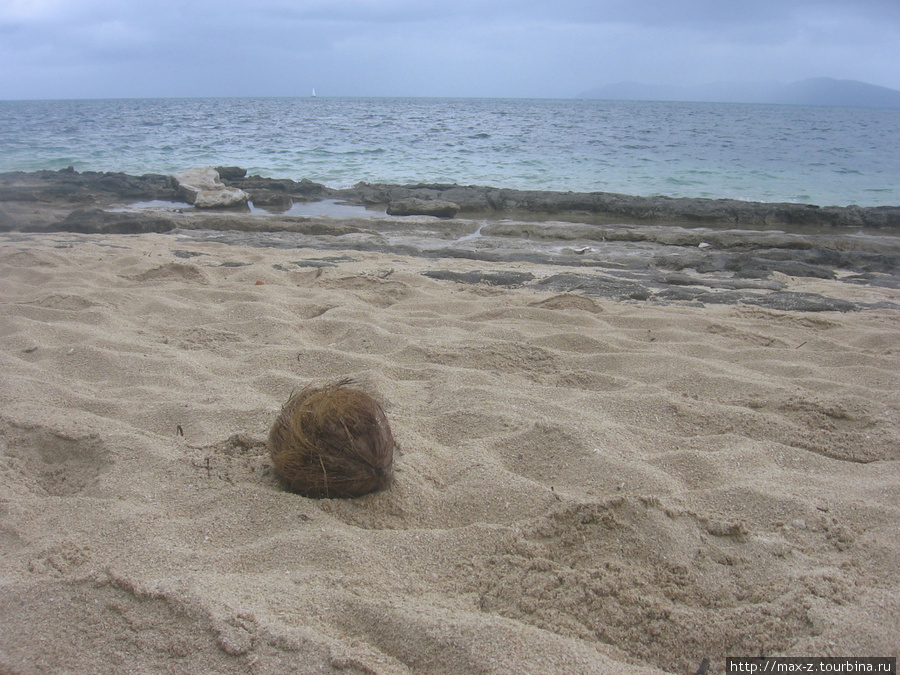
(579, 77), (900, 109)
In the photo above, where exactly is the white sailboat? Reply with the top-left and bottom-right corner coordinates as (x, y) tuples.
(311, 88), (317, 98)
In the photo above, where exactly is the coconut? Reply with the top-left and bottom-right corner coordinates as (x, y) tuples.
(268, 379), (395, 498)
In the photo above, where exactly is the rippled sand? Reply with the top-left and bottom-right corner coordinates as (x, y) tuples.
(2, 232), (898, 674)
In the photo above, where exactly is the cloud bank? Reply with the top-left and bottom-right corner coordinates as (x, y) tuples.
(1, 0), (898, 99)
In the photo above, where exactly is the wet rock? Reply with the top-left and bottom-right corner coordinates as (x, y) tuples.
(660, 273), (785, 291)
(747, 292), (858, 313)
(3, 169), (899, 313)
(45, 209), (176, 234)
(91, 172), (173, 200)
(5, 169), (898, 228)
(337, 182), (900, 229)
(387, 198), (459, 218)
(224, 174), (329, 199)
(843, 273), (900, 289)
(422, 270), (534, 286)
(728, 258), (835, 280)
(535, 273), (653, 301)
(293, 178), (330, 196)
(247, 190), (293, 211)
(215, 166), (247, 180)
(0, 170), (176, 205)
(425, 248), (504, 263)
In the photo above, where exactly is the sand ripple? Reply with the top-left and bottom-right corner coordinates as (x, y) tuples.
(2, 233), (898, 674)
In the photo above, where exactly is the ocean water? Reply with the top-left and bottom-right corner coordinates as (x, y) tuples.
(1, 97), (898, 207)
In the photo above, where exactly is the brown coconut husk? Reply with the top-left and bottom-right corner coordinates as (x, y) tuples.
(268, 379), (395, 498)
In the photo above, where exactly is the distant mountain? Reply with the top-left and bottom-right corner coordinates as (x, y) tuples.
(579, 78), (900, 109)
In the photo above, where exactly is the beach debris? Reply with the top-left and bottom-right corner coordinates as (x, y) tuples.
(190, 456), (213, 478)
(456, 223), (485, 243)
(268, 379), (394, 498)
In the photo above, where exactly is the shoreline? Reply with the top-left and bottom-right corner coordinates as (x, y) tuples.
(1, 168), (898, 312)
(2, 167), (900, 229)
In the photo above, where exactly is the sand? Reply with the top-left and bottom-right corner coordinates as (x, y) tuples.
(1, 231), (898, 674)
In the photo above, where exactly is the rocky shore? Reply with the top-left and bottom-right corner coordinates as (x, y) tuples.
(3, 166), (900, 229)
(2, 167), (898, 312)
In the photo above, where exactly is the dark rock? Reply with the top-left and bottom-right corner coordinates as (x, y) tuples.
(535, 273), (652, 301)
(290, 256), (358, 269)
(0, 169), (177, 205)
(237, 177), (295, 192)
(248, 190), (293, 210)
(659, 273), (785, 291)
(47, 209), (176, 234)
(215, 166), (247, 180)
(657, 287), (716, 303)
(334, 182), (900, 229)
(228, 175), (280, 189)
(422, 270), (534, 286)
(426, 248), (503, 263)
(387, 198), (459, 218)
(295, 178), (329, 196)
(94, 172), (173, 199)
(223, 176), (330, 205)
(6, 169), (896, 228)
(728, 258), (835, 280)
(843, 273), (900, 289)
(746, 292), (858, 313)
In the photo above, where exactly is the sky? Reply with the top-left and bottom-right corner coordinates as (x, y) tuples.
(1, 0), (899, 100)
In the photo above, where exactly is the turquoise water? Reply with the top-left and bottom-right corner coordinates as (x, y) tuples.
(1, 97), (898, 207)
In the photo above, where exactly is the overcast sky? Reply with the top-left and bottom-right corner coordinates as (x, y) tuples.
(2, 0), (899, 100)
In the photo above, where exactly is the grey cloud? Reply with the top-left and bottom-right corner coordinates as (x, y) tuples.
(0, 0), (898, 99)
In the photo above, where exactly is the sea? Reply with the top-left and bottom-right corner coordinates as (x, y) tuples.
(1, 97), (898, 208)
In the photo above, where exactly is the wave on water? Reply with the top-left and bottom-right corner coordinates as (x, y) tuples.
(0, 97), (898, 207)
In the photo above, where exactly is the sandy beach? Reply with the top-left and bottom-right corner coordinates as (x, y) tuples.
(1, 223), (898, 674)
